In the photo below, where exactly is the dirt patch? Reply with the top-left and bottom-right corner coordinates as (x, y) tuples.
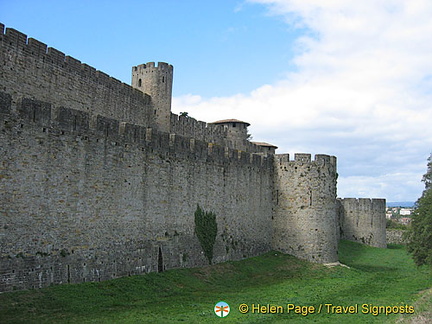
(191, 263), (236, 281)
(396, 288), (432, 323)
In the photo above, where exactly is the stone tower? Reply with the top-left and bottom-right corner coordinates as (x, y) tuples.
(338, 198), (387, 248)
(211, 119), (250, 150)
(272, 154), (339, 263)
(132, 62), (173, 132)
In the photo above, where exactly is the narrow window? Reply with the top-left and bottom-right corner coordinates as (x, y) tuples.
(158, 247), (164, 273)
(138, 79), (142, 87)
(67, 265), (71, 283)
(162, 76), (165, 83)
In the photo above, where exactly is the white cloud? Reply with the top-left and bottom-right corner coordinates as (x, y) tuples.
(338, 172), (423, 202)
(172, 0), (432, 201)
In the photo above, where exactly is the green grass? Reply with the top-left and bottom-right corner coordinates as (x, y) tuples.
(0, 240), (430, 323)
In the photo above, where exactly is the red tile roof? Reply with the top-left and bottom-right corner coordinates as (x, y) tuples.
(252, 141), (278, 149)
(211, 119), (251, 126)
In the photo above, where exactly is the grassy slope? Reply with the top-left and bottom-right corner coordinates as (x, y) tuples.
(0, 241), (430, 323)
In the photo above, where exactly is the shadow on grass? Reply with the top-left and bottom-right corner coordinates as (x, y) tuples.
(387, 243), (405, 249)
(338, 240), (370, 263)
(0, 241), (430, 324)
(338, 240), (407, 273)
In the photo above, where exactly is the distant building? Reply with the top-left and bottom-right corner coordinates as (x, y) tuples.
(386, 206), (414, 219)
(400, 208), (412, 216)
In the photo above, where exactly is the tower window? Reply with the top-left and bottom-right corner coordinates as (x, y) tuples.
(162, 76), (165, 83)
(138, 79), (142, 87)
(233, 123), (236, 127)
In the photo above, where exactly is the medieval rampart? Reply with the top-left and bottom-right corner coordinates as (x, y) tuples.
(0, 92), (274, 291)
(0, 24), (154, 128)
(170, 113), (227, 146)
(170, 114), (270, 154)
(338, 198), (387, 248)
(0, 23), (259, 151)
(0, 23), (388, 292)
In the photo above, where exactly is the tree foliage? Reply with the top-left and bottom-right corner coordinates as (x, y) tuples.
(422, 153), (432, 190)
(386, 219), (407, 230)
(405, 153), (432, 267)
(194, 205), (217, 265)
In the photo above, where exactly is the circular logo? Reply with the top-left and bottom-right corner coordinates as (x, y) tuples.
(214, 301), (230, 318)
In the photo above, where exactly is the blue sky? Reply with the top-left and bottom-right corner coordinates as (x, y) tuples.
(1, 0), (432, 202)
(0, 0), (300, 97)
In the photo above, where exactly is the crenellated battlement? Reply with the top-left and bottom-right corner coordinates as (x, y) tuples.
(338, 198), (386, 248)
(275, 153), (337, 168)
(0, 24), (154, 130)
(0, 23), (273, 154)
(170, 113), (227, 145)
(170, 113), (271, 154)
(338, 198), (386, 205)
(273, 152), (339, 263)
(0, 25), (133, 89)
(338, 198), (387, 220)
(132, 62), (174, 73)
(0, 92), (271, 168)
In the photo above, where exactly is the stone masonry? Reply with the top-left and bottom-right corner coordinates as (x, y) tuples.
(0, 24), (386, 292)
(338, 198), (387, 248)
(273, 154), (339, 263)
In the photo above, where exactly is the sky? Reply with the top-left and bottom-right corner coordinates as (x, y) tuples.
(1, 0), (431, 202)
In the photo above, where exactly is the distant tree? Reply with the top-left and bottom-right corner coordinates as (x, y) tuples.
(405, 153), (432, 267)
(422, 153), (432, 190)
(180, 112), (189, 118)
(386, 219), (407, 230)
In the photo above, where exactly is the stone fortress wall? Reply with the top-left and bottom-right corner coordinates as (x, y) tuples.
(0, 91), (274, 291)
(338, 198), (387, 248)
(0, 25), (153, 128)
(0, 24), (386, 292)
(386, 230), (407, 245)
(170, 113), (227, 147)
(0, 24), (265, 153)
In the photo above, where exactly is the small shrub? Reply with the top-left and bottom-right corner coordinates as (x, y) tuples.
(194, 204), (217, 265)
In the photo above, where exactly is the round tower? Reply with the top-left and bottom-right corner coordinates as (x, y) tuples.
(132, 62), (173, 132)
(272, 153), (339, 264)
(211, 119), (250, 149)
(252, 142), (278, 155)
